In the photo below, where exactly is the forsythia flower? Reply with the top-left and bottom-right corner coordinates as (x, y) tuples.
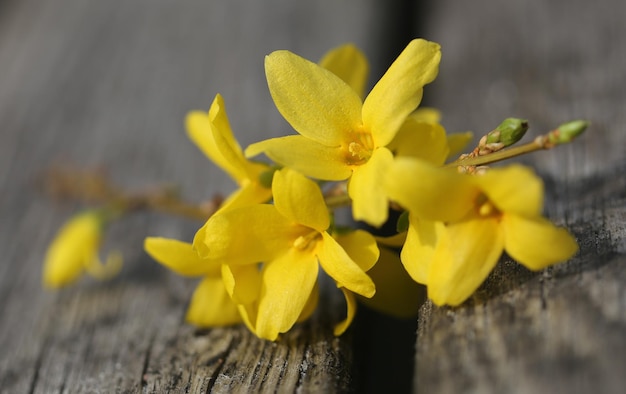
(198, 168), (378, 340)
(144, 238), (241, 326)
(186, 93), (272, 214)
(144, 93), (270, 326)
(43, 210), (121, 288)
(246, 39), (441, 227)
(385, 160), (579, 306)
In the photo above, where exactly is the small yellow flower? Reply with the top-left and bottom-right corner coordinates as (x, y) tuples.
(186, 93), (272, 213)
(386, 160), (578, 306)
(246, 39), (441, 227)
(144, 238), (241, 326)
(199, 168), (378, 340)
(43, 210), (121, 288)
(187, 93), (274, 255)
(144, 94), (271, 326)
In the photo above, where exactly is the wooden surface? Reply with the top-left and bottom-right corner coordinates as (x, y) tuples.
(417, 1), (626, 393)
(0, 0), (624, 393)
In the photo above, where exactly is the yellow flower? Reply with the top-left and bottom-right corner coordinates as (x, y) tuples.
(144, 237), (241, 326)
(43, 210), (121, 288)
(144, 93), (271, 326)
(199, 168), (378, 340)
(386, 160), (579, 306)
(246, 39), (441, 227)
(187, 93), (274, 255)
(186, 93), (272, 213)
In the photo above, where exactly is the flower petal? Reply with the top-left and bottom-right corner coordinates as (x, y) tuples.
(221, 263), (261, 305)
(319, 44), (369, 99)
(477, 165), (543, 216)
(363, 39), (441, 147)
(144, 237), (220, 277)
(358, 246), (424, 318)
(296, 281), (319, 323)
(265, 50), (362, 146)
(385, 157), (478, 222)
(186, 276), (242, 327)
(334, 229), (380, 272)
(387, 116), (449, 165)
(503, 214), (579, 270)
(272, 168), (329, 231)
(349, 147), (394, 227)
(186, 95), (251, 183)
(427, 218), (504, 306)
(334, 288), (357, 336)
(317, 232), (376, 298)
(43, 211), (103, 288)
(255, 249), (319, 340)
(200, 205), (299, 264)
(246, 136), (352, 181)
(400, 216), (443, 284)
(218, 179), (273, 213)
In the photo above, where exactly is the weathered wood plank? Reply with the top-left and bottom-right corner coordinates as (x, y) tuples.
(416, 0), (626, 392)
(0, 0), (412, 392)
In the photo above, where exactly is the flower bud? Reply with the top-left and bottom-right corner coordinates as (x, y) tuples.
(487, 118), (529, 147)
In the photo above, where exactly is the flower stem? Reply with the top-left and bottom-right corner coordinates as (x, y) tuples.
(445, 120), (588, 169)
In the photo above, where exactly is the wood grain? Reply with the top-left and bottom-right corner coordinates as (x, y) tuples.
(416, 1), (626, 393)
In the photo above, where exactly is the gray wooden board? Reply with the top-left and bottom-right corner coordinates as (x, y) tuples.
(416, 1), (626, 393)
(0, 0), (411, 392)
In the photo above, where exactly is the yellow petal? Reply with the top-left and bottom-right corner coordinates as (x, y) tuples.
(255, 249), (319, 340)
(186, 95), (250, 183)
(43, 211), (103, 288)
(400, 216), (443, 284)
(363, 39), (441, 147)
(385, 157), (478, 222)
(272, 168), (329, 231)
(201, 205), (298, 264)
(387, 116), (449, 165)
(265, 50), (363, 146)
(349, 147), (394, 227)
(334, 288), (357, 336)
(375, 231), (407, 248)
(446, 131), (473, 159)
(221, 263), (261, 305)
(83, 251), (123, 281)
(218, 180), (273, 213)
(358, 246), (424, 318)
(319, 43), (369, 99)
(317, 232), (376, 298)
(411, 107), (441, 123)
(477, 165), (543, 216)
(334, 229), (380, 272)
(427, 218), (504, 306)
(502, 214), (579, 270)
(185, 276), (242, 327)
(246, 136), (352, 181)
(297, 281), (319, 323)
(144, 237), (220, 277)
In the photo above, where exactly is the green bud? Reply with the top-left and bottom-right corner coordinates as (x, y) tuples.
(487, 118), (529, 147)
(550, 120), (589, 144)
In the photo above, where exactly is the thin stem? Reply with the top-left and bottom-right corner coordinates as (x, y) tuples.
(444, 139), (543, 168)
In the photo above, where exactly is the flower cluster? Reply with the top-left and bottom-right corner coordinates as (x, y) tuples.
(44, 38), (584, 341)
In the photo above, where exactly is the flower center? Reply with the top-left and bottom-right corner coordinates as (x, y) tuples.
(343, 129), (374, 166)
(475, 193), (500, 218)
(293, 230), (322, 252)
